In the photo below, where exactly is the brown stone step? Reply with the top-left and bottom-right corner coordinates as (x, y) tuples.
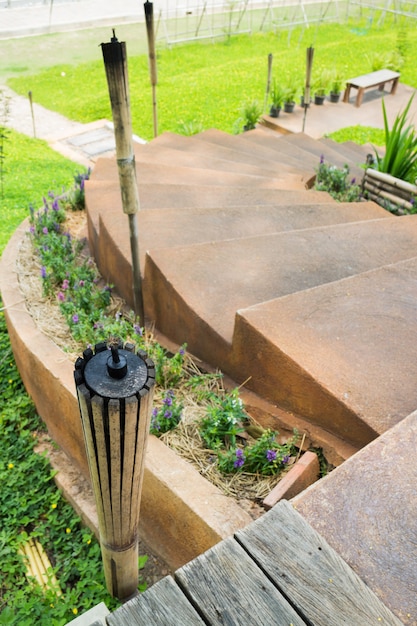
(247, 130), (366, 180)
(193, 128), (316, 172)
(318, 137), (372, 165)
(91, 199), (389, 309)
(134, 141), (302, 182)
(149, 131), (311, 179)
(143, 215), (417, 361)
(293, 408), (417, 621)
(233, 255), (417, 447)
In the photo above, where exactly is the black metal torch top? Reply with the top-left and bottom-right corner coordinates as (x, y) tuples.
(74, 340), (155, 400)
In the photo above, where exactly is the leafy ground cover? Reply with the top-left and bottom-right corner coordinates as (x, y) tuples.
(7, 16), (417, 141)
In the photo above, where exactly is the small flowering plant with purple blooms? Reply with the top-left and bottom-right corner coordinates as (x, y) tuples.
(199, 387), (246, 450)
(150, 389), (183, 435)
(315, 156), (362, 202)
(217, 429), (299, 476)
(64, 168), (91, 211)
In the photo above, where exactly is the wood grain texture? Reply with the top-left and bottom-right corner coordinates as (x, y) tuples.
(175, 535), (306, 625)
(106, 576), (205, 626)
(235, 500), (402, 626)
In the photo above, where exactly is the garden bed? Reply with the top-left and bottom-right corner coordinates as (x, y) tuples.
(1, 214), (325, 570)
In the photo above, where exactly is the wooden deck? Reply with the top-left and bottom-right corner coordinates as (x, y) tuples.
(107, 501), (402, 625)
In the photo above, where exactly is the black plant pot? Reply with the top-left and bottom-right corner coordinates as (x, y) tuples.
(329, 91), (341, 103)
(314, 93), (326, 105)
(269, 105), (281, 118)
(284, 101), (295, 113)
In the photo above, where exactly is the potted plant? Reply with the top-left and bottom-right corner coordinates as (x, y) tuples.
(314, 69), (330, 105)
(283, 79), (299, 113)
(269, 80), (285, 118)
(329, 70), (344, 103)
(241, 100), (262, 131)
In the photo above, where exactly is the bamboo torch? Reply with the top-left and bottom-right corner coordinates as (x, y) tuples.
(74, 340), (155, 600)
(101, 31), (144, 322)
(303, 46), (314, 132)
(264, 53), (273, 113)
(144, 1), (158, 138)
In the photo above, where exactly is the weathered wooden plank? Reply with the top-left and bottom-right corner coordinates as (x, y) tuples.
(235, 500), (402, 626)
(175, 535), (307, 625)
(106, 576), (205, 626)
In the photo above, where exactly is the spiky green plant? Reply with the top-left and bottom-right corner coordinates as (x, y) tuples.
(373, 94), (417, 183)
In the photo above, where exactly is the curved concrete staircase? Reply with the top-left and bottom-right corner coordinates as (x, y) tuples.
(85, 126), (417, 455)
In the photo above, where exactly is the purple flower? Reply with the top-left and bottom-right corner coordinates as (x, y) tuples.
(62, 279), (69, 290)
(282, 455), (290, 464)
(163, 395), (173, 406)
(42, 227), (48, 235)
(320, 154), (324, 164)
(234, 448), (245, 469)
(133, 324), (143, 336)
(79, 280), (85, 287)
(57, 291), (65, 302)
(164, 410), (172, 419)
(72, 314), (79, 324)
(41, 266), (47, 279)
(29, 226), (35, 234)
(179, 346), (186, 356)
(52, 199), (59, 211)
(351, 177), (356, 185)
(266, 449), (277, 462)
(152, 407), (158, 417)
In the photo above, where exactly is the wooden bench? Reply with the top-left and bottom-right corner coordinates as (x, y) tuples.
(343, 69), (400, 107)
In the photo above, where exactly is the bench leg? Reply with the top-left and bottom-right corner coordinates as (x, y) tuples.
(378, 82), (386, 92)
(343, 84), (351, 103)
(356, 87), (364, 107)
(391, 77), (399, 94)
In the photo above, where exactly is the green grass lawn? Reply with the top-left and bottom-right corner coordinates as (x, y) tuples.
(7, 17), (417, 141)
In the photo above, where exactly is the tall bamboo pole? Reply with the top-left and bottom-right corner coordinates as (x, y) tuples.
(144, 1), (158, 138)
(101, 32), (144, 322)
(264, 53), (273, 113)
(303, 46), (314, 133)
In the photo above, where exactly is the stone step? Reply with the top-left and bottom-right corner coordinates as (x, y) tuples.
(150, 131), (311, 179)
(193, 128), (317, 172)
(293, 408), (417, 621)
(134, 141), (302, 182)
(233, 255), (417, 447)
(282, 132), (367, 170)
(143, 215), (417, 368)
(318, 137), (372, 164)
(91, 199), (390, 309)
(247, 130), (366, 181)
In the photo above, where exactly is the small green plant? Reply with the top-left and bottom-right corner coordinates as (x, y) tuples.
(283, 77), (299, 104)
(175, 119), (204, 136)
(330, 69), (344, 95)
(148, 343), (187, 387)
(315, 156), (363, 202)
(150, 389), (183, 434)
(199, 387), (246, 450)
(239, 100), (262, 132)
(314, 68), (331, 97)
(270, 79), (285, 108)
(372, 94), (417, 184)
(217, 429), (299, 476)
(64, 169), (91, 210)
